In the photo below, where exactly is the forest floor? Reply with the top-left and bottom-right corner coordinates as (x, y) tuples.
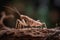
(0, 25), (60, 40)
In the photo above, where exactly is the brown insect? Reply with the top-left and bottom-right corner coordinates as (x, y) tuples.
(5, 6), (46, 29)
(15, 15), (43, 29)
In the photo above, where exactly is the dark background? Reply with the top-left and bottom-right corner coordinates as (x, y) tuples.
(0, 0), (60, 28)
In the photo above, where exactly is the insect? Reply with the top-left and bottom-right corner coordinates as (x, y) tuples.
(5, 6), (47, 29)
(15, 15), (43, 29)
